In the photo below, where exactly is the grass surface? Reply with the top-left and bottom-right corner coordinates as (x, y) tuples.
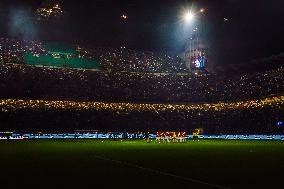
(0, 139), (284, 188)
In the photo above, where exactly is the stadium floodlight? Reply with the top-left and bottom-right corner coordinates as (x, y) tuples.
(184, 11), (194, 23)
(181, 7), (206, 24)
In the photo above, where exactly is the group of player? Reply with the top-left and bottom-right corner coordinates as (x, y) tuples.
(156, 132), (187, 143)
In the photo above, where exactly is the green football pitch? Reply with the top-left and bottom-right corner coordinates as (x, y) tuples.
(0, 140), (283, 189)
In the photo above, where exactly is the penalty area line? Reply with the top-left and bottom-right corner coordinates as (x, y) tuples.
(93, 154), (230, 189)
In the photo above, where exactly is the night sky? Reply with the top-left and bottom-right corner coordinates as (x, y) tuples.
(0, 0), (284, 65)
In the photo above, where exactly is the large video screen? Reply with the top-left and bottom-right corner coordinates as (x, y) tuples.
(191, 56), (206, 69)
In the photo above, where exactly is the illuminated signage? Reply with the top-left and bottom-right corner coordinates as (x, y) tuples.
(191, 56), (205, 69)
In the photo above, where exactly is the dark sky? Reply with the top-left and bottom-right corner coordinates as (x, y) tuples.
(0, 0), (284, 65)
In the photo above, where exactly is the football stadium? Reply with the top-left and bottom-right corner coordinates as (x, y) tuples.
(0, 1), (284, 188)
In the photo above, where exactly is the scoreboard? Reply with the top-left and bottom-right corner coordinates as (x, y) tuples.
(191, 55), (206, 69)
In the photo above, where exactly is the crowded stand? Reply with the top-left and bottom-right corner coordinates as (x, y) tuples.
(0, 96), (282, 134)
(0, 38), (47, 64)
(0, 37), (283, 104)
(0, 37), (187, 73)
(93, 47), (188, 72)
(0, 63), (283, 103)
(0, 37), (283, 134)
